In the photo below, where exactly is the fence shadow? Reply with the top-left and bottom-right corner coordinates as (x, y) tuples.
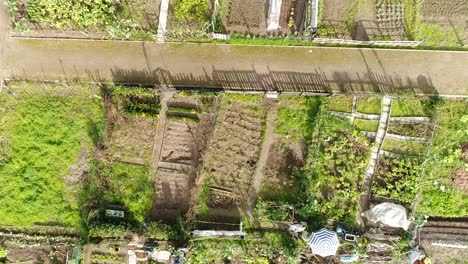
(109, 66), (439, 96)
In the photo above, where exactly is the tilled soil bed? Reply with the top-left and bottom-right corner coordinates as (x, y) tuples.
(200, 95), (266, 220)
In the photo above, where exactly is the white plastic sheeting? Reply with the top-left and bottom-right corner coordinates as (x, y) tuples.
(267, 0), (282, 30)
(363, 202), (410, 230)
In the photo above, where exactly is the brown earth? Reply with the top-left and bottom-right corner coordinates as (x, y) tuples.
(279, 0), (295, 30)
(201, 96), (266, 218)
(420, 0), (468, 22)
(452, 167), (468, 193)
(4, 243), (69, 263)
(260, 137), (305, 198)
(224, 0), (268, 34)
(152, 95), (217, 222)
(106, 115), (157, 165)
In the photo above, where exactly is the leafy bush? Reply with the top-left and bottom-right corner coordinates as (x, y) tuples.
(174, 0), (209, 23)
(110, 86), (161, 116)
(187, 231), (302, 263)
(88, 224), (131, 239)
(372, 158), (420, 204)
(26, 0), (116, 29)
(309, 114), (370, 225)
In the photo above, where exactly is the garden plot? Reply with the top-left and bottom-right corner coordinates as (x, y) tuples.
(197, 94), (266, 223)
(418, 99), (468, 217)
(152, 93), (218, 221)
(380, 97), (433, 157)
(0, 82), (103, 227)
(82, 86), (159, 225)
(371, 157), (420, 204)
(308, 107), (372, 226)
(253, 96), (322, 225)
(223, 0), (268, 34)
(8, 0), (161, 39)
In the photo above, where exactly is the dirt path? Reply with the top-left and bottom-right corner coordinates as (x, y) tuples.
(249, 99), (279, 215)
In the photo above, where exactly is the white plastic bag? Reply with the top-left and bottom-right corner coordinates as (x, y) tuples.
(363, 202), (411, 230)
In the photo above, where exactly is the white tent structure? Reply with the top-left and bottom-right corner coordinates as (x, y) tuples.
(308, 228), (340, 257)
(363, 202), (410, 230)
(267, 0), (282, 30)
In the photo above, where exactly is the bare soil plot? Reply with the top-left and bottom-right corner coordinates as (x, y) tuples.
(152, 93), (218, 222)
(106, 115), (157, 165)
(420, 0), (468, 22)
(224, 0), (268, 34)
(198, 94), (266, 222)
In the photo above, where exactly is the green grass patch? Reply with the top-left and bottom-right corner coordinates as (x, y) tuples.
(329, 96), (354, 113)
(86, 161), (154, 224)
(354, 119), (379, 132)
(187, 230), (303, 263)
(357, 96), (381, 114)
(391, 98), (428, 117)
(419, 99), (468, 217)
(415, 22), (465, 48)
(0, 82), (104, 227)
(167, 115), (200, 123)
(109, 86), (161, 117)
(275, 96), (321, 141)
(381, 138), (427, 156)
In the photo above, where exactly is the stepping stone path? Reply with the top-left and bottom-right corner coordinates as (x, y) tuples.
(156, 0), (170, 42)
(360, 96), (392, 213)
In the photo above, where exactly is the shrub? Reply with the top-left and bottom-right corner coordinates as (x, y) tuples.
(174, 0), (209, 23)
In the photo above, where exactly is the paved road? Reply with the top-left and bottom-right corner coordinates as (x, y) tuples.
(0, 5), (467, 95)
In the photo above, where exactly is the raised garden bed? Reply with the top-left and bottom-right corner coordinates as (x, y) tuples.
(381, 138), (427, 156)
(354, 119), (379, 132)
(329, 95), (354, 113)
(387, 122), (432, 138)
(390, 98), (429, 117)
(357, 96), (381, 114)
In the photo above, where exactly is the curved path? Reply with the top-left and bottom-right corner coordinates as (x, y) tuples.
(0, 5), (468, 96)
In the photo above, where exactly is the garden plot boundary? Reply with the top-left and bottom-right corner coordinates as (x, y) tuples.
(4, 79), (468, 99)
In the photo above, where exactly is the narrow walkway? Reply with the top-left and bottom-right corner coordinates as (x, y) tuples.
(359, 96), (392, 221)
(156, 0), (170, 42)
(248, 99), (278, 218)
(151, 91), (174, 169)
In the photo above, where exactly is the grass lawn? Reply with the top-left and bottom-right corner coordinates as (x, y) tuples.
(391, 98), (428, 117)
(329, 96), (354, 113)
(354, 119), (379, 132)
(0, 82), (104, 227)
(381, 138), (427, 156)
(92, 161), (154, 223)
(418, 99), (468, 217)
(187, 230), (303, 263)
(275, 95), (321, 141)
(357, 96), (381, 114)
